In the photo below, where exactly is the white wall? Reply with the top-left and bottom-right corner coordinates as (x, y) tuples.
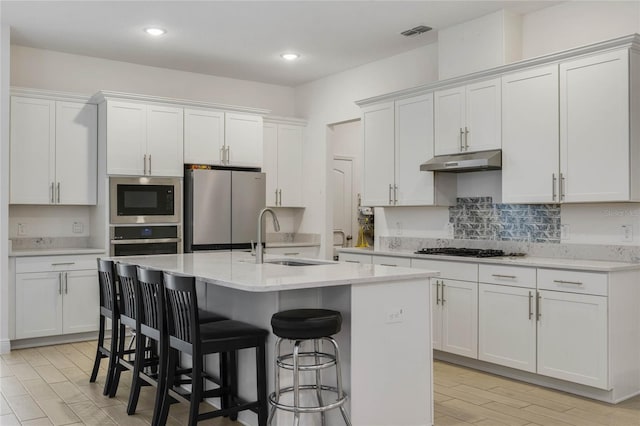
(295, 43), (439, 258)
(11, 45), (295, 116)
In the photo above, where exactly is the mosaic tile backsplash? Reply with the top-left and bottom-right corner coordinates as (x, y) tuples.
(449, 197), (561, 243)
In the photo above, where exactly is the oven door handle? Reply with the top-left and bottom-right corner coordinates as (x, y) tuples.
(110, 238), (181, 245)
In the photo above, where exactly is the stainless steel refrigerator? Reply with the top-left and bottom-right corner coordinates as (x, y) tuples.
(184, 168), (266, 252)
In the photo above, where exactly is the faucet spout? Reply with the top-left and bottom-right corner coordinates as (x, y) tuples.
(256, 207), (280, 264)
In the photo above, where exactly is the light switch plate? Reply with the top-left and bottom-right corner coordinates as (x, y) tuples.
(72, 221), (84, 234)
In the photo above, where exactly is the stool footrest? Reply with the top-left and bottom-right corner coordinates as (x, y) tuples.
(268, 385), (348, 414)
(276, 351), (336, 371)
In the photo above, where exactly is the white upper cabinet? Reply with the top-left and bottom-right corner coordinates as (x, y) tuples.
(183, 108), (225, 165)
(560, 49), (633, 202)
(105, 100), (183, 177)
(225, 113), (263, 167)
(10, 96), (97, 205)
(264, 121), (304, 207)
(395, 94), (437, 205)
(502, 65), (560, 203)
(361, 101), (395, 206)
(434, 78), (501, 155)
(362, 95), (451, 207)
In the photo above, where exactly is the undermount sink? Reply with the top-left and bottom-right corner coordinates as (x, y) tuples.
(265, 259), (331, 266)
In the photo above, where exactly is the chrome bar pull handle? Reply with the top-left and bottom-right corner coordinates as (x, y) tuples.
(279, 189), (282, 206)
(492, 274), (516, 279)
(553, 279), (583, 286)
(220, 147), (225, 164)
(552, 173), (557, 201)
(57, 182), (60, 203)
(51, 262), (75, 266)
(459, 128), (464, 151)
(441, 282), (446, 305)
(536, 291), (542, 320)
(275, 189), (278, 206)
(389, 184), (393, 205)
(143, 154), (147, 175)
(560, 173), (566, 201)
(464, 126), (469, 151)
(394, 184), (398, 205)
(64, 272), (68, 294)
(58, 273), (63, 295)
(436, 281), (441, 305)
(225, 146), (230, 164)
(148, 155), (152, 175)
(528, 291), (533, 320)
(50, 182), (54, 203)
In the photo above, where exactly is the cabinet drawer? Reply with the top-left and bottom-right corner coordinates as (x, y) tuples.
(372, 255), (411, 268)
(339, 252), (372, 264)
(537, 269), (607, 296)
(412, 259), (477, 282)
(266, 246), (319, 259)
(479, 264), (536, 288)
(16, 255), (100, 273)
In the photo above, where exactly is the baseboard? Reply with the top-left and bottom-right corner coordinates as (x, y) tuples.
(10, 332), (99, 350)
(0, 339), (11, 354)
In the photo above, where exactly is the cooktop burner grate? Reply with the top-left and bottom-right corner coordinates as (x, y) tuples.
(414, 248), (526, 258)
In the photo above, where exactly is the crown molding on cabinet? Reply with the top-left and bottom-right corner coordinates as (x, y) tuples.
(263, 115), (307, 126)
(356, 33), (640, 107)
(11, 87), (95, 103)
(90, 90), (270, 115)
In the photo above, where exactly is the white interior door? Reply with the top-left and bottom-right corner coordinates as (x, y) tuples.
(332, 158), (354, 249)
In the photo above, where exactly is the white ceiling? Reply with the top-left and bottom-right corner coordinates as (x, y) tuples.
(1, 1), (559, 87)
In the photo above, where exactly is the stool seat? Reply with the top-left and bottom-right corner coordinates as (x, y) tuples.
(271, 309), (342, 340)
(199, 309), (228, 324)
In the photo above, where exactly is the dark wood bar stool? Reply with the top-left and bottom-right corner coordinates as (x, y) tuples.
(157, 271), (269, 426)
(268, 309), (351, 426)
(89, 259), (121, 396)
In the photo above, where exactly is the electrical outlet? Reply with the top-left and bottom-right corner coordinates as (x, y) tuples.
(446, 223), (454, 238)
(385, 307), (404, 324)
(395, 221), (403, 236)
(622, 224), (633, 242)
(72, 221), (84, 234)
(17, 223), (27, 236)
(560, 224), (569, 240)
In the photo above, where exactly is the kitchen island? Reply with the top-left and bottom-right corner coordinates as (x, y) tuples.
(110, 251), (438, 426)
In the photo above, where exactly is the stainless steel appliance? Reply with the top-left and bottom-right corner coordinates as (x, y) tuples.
(184, 167), (266, 252)
(110, 225), (181, 256)
(110, 176), (181, 224)
(414, 248), (525, 258)
(420, 149), (502, 173)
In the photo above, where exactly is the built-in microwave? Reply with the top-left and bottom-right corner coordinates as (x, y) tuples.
(109, 177), (182, 224)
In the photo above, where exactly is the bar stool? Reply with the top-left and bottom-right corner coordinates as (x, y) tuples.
(268, 309), (351, 426)
(89, 259), (120, 396)
(157, 272), (269, 426)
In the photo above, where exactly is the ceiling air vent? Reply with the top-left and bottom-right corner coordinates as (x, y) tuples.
(401, 25), (432, 37)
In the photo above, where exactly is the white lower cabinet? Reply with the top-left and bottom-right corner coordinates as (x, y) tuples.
(537, 289), (608, 389)
(14, 255), (99, 339)
(478, 283), (536, 372)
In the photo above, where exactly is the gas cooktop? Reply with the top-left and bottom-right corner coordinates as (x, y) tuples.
(414, 248), (526, 258)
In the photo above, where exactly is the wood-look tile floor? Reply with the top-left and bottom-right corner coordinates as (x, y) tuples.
(2, 341), (640, 425)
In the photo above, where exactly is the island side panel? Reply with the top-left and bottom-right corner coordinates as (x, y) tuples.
(351, 277), (433, 426)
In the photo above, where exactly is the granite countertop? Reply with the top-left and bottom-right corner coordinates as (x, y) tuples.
(111, 251), (437, 292)
(338, 247), (640, 272)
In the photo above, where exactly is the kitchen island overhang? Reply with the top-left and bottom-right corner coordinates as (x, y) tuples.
(107, 251), (438, 426)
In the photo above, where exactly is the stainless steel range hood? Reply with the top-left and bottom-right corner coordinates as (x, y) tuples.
(420, 149), (502, 173)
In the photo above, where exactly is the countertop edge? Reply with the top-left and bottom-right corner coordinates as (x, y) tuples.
(337, 248), (640, 272)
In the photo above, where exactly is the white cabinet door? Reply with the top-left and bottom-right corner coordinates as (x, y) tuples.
(277, 124), (304, 207)
(465, 78), (501, 153)
(146, 104), (184, 177)
(10, 96), (55, 204)
(184, 108), (225, 165)
(478, 283), (536, 372)
(395, 94), (435, 205)
(263, 122), (279, 206)
(434, 87), (465, 155)
(55, 101), (97, 205)
(106, 101), (146, 175)
(362, 102), (395, 206)
(441, 278), (478, 358)
(225, 113), (263, 167)
(15, 272), (63, 339)
(560, 49), (629, 202)
(502, 65), (559, 203)
(537, 290), (608, 389)
(62, 270), (99, 334)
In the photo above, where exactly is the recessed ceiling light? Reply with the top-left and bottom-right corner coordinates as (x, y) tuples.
(280, 53), (300, 61)
(144, 27), (166, 37)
